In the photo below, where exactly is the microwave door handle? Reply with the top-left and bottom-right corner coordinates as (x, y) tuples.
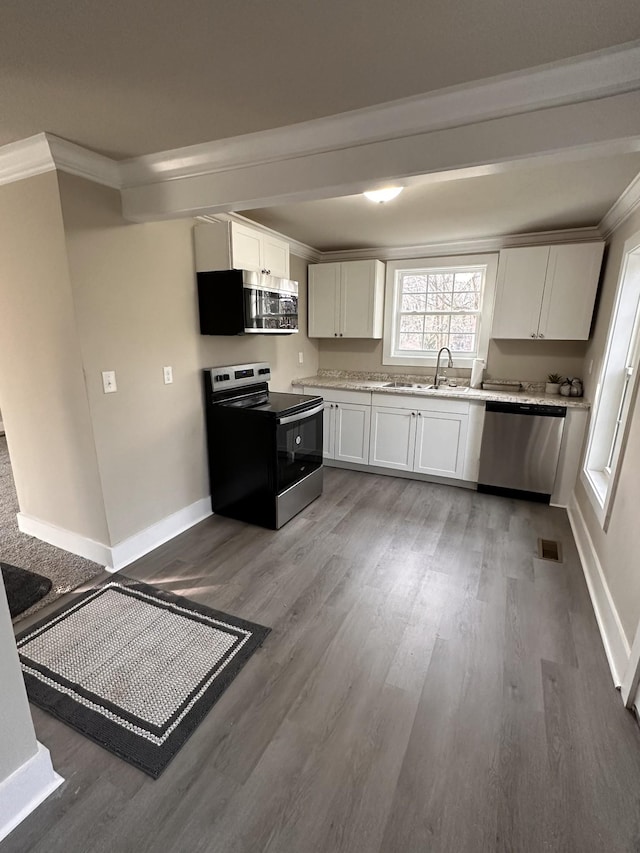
(277, 402), (325, 426)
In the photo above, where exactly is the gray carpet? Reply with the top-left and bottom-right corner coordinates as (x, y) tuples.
(0, 435), (103, 622)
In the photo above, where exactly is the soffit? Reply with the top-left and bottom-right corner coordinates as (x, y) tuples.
(241, 154), (640, 251)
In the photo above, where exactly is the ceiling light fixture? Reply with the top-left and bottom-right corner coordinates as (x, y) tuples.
(363, 186), (403, 204)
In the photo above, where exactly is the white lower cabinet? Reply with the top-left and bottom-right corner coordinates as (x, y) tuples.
(369, 393), (470, 480)
(369, 407), (416, 470)
(306, 388), (371, 464)
(414, 410), (468, 478)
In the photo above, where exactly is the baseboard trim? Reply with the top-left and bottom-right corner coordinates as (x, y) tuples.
(0, 743), (63, 844)
(108, 497), (212, 572)
(567, 495), (630, 686)
(16, 513), (112, 566)
(17, 497), (213, 572)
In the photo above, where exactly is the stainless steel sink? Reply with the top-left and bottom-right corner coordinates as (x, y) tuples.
(383, 381), (418, 388)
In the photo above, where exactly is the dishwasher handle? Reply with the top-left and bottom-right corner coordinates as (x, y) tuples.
(485, 401), (567, 417)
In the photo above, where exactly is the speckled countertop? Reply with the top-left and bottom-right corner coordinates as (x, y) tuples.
(293, 370), (590, 409)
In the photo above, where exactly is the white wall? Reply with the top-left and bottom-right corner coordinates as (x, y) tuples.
(574, 206), (640, 645)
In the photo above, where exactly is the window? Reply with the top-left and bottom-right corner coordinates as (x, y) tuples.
(582, 229), (640, 527)
(383, 254), (498, 367)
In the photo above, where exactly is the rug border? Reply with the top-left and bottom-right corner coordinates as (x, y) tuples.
(16, 576), (270, 778)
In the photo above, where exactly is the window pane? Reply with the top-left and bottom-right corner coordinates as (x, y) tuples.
(424, 333), (449, 351)
(400, 315), (424, 333)
(426, 291), (452, 311)
(450, 334), (475, 352)
(450, 314), (478, 333)
(401, 293), (426, 312)
(427, 274), (454, 292)
(424, 314), (450, 333)
(454, 271), (482, 291)
(452, 291), (480, 311)
(399, 333), (423, 350)
(401, 275), (428, 293)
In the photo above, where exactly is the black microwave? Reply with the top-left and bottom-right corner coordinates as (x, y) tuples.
(197, 269), (299, 335)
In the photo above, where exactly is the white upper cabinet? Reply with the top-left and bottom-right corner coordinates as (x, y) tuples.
(308, 260), (385, 338)
(194, 221), (290, 279)
(491, 241), (604, 340)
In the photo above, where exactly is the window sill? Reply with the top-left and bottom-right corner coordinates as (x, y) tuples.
(382, 354), (478, 369)
(580, 466), (608, 527)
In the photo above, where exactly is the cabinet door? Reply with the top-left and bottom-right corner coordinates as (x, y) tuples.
(323, 403), (335, 459)
(333, 403), (371, 464)
(309, 263), (340, 337)
(231, 223), (262, 272)
(538, 242), (604, 340)
(492, 247), (549, 339)
(262, 234), (290, 278)
(369, 407), (416, 470)
(340, 260), (383, 339)
(414, 411), (468, 479)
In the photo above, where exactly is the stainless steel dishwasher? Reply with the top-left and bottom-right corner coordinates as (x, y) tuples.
(477, 401), (567, 502)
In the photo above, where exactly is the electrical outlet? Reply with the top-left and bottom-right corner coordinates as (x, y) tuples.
(163, 366), (173, 384)
(298, 351), (304, 365)
(102, 371), (117, 393)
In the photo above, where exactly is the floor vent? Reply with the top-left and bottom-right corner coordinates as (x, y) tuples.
(537, 538), (563, 562)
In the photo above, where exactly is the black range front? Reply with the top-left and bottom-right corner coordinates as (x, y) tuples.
(203, 362), (323, 529)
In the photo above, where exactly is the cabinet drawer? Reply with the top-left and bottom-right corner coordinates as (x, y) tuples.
(304, 387), (371, 405)
(371, 392), (469, 414)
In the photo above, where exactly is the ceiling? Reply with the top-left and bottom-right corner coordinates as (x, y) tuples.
(240, 153), (640, 252)
(1, 0), (640, 158)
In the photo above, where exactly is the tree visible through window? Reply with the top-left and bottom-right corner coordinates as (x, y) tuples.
(395, 268), (484, 356)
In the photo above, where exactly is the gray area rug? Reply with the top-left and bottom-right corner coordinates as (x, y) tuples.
(16, 577), (270, 777)
(0, 435), (103, 621)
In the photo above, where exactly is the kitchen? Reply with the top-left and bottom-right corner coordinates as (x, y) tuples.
(2, 14), (640, 850)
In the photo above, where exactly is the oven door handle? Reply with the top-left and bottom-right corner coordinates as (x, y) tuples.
(277, 402), (325, 425)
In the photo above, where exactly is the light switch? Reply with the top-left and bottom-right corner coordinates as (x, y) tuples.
(163, 366), (173, 384)
(102, 371), (117, 393)
(298, 352), (304, 365)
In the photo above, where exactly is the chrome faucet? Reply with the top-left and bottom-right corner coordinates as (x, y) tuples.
(434, 347), (453, 388)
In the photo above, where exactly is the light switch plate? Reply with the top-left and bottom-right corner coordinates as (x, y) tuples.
(163, 366), (173, 384)
(102, 371), (117, 393)
(298, 352), (304, 365)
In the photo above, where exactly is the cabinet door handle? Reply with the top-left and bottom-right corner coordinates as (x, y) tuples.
(411, 411), (416, 417)
(539, 333), (545, 338)
(418, 412), (422, 417)
(335, 404), (339, 409)
(531, 332), (536, 337)
(334, 332), (337, 336)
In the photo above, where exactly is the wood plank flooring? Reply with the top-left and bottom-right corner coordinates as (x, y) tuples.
(8, 468), (640, 852)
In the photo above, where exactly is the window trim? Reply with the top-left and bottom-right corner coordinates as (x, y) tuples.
(382, 254), (498, 368)
(581, 229), (640, 529)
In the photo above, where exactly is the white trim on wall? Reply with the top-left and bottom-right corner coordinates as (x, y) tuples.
(107, 497), (212, 572)
(16, 513), (113, 567)
(0, 743), (63, 844)
(567, 496), (630, 686)
(17, 498), (212, 572)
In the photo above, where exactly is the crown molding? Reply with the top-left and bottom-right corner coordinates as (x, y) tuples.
(118, 40), (640, 188)
(599, 170), (640, 238)
(317, 227), (603, 263)
(196, 212), (322, 262)
(0, 133), (55, 186)
(0, 132), (120, 189)
(46, 134), (120, 189)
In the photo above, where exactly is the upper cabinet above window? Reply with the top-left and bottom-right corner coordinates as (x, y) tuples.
(491, 241), (604, 341)
(308, 260), (385, 338)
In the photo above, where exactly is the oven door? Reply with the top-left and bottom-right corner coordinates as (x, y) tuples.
(243, 284), (298, 334)
(276, 403), (324, 492)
